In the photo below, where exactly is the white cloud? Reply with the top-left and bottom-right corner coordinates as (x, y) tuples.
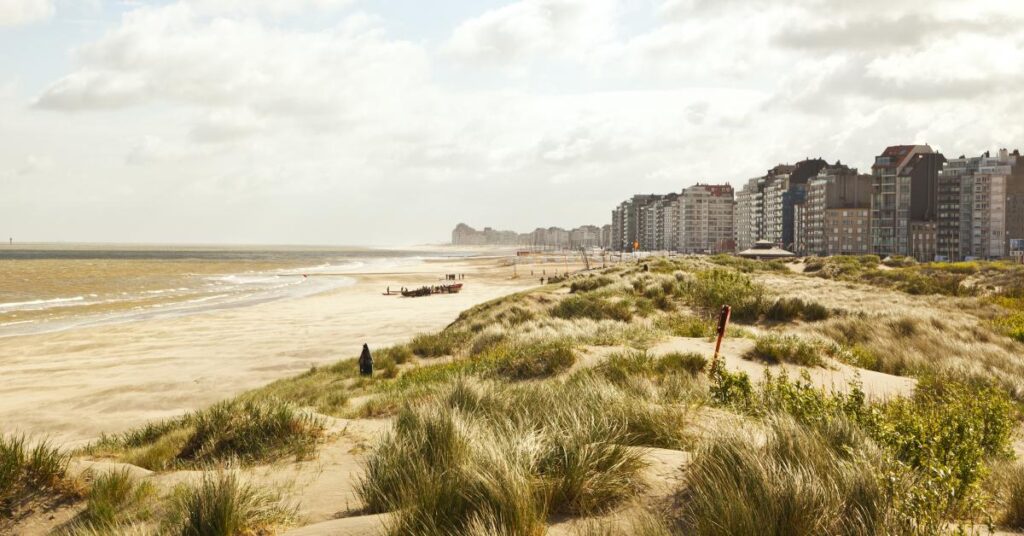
(444, 0), (619, 68)
(0, 0), (53, 26)
(10, 0), (1024, 244)
(183, 0), (353, 17)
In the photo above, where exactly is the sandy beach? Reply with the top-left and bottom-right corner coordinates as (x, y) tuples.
(0, 250), (586, 447)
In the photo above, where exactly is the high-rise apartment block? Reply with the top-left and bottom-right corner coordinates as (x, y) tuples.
(735, 159), (826, 252)
(609, 186), (735, 252)
(735, 176), (764, 252)
(939, 149), (1024, 260)
(800, 162), (872, 256)
(870, 145), (946, 260)
(678, 184), (735, 253)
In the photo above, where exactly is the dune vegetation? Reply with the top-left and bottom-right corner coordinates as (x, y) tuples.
(8, 254), (1024, 534)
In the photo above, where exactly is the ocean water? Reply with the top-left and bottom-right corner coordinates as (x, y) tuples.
(0, 245), (472, 337)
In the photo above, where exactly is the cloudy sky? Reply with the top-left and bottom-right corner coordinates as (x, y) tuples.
(2, 0), (1023, 245)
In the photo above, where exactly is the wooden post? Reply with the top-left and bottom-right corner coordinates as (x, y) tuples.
(711, 305), (731, 374)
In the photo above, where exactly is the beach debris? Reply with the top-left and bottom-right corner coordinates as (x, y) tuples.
(400, 283), (463, 297)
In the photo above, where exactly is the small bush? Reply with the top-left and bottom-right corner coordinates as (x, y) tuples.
(709, 359), (753, 409)
(484, 339), (576, 380)
(410, 330), (471, 358)
(746, 334), (826, 367)
(656, 352), (707, 376)
(764, 297), (803, 322)
(765, 298), (831, 322)
(864, 377), (1014, 512)
(682, 269), (765, 322)
(169, 473), (294, 536)
(707, 254), (788, 273)
(552, 294), (632, 322)
(801, 300), (831, 321)
(654, 313), (710, 338)
(379, 345), (413, 365)
(883, 256), (916, 268)
(377, 356), (400, 379)
(570, 276), (615, 293)
(177, 400), (323, 466)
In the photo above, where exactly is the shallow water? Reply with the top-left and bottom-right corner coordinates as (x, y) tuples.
(0, 245), (470, 337)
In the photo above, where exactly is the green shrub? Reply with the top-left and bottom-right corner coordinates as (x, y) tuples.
(168, 473), (294, 536)
(410, 330), (471, 358)
(177, 400), (323, 466)
(656, 352), (707, 376)
(801, 300), (831, 321)
(379, 345), (414, 365)
(707, 254), (788, 273)
(377, 356), (400, 379)
(570, 276), (615, 293)
(682, 269), (765, 322)
(495, 305), (536, 326)
(654, 313), (710, 337)
(746, 334), (826, 367)
(764, 297), (803, 322)
(864, 377), (1014, 513)
(882, 256), (916, 268)
(993, 298), (1024, 342)
(765, 298), (831, 322)
(709, 359), (753, 409)
(552, 294), (632, 322)
(483, 339), (576, 380)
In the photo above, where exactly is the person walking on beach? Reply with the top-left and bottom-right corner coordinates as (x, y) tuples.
(359, 343), (373, 376)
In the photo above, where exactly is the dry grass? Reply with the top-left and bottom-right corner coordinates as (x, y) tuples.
(1, 435), (80, 525)
(818, 312), (1024, 398)
(85, 399), (325, 471)
(168, 472), (295, 536)
(358, 378), (667, 535)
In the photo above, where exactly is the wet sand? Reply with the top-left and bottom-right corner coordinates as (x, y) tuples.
(0, 253), (580, 446)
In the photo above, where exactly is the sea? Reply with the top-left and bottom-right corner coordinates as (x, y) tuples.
(0, 245), (475, 337)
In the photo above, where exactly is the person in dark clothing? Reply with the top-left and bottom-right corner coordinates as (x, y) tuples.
(359, 343), (373, 376)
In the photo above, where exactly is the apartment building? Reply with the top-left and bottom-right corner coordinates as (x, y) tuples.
(735, 176), (765, 252)
(756, 159), (828, 250)
(870, 145), (945, 260)
(678, 184), (735, 253)
(762, 164), (795, 247)
(940, 149), (1024, 259)
(610, 194), (660, 251)
(802, 163), (872, 256)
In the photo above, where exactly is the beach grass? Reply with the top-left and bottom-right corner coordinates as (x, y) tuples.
(0, 434), (79, 521)
(745, 333), (827, 367)
(13, 255), (1024, 534)
(167, 472), (294, 536)
(358, 378), (667, 535)
(86, 399), (324, 471)
(62, 469), (156, 534)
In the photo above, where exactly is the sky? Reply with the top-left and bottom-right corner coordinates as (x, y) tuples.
(2, 0), (1024, 246)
